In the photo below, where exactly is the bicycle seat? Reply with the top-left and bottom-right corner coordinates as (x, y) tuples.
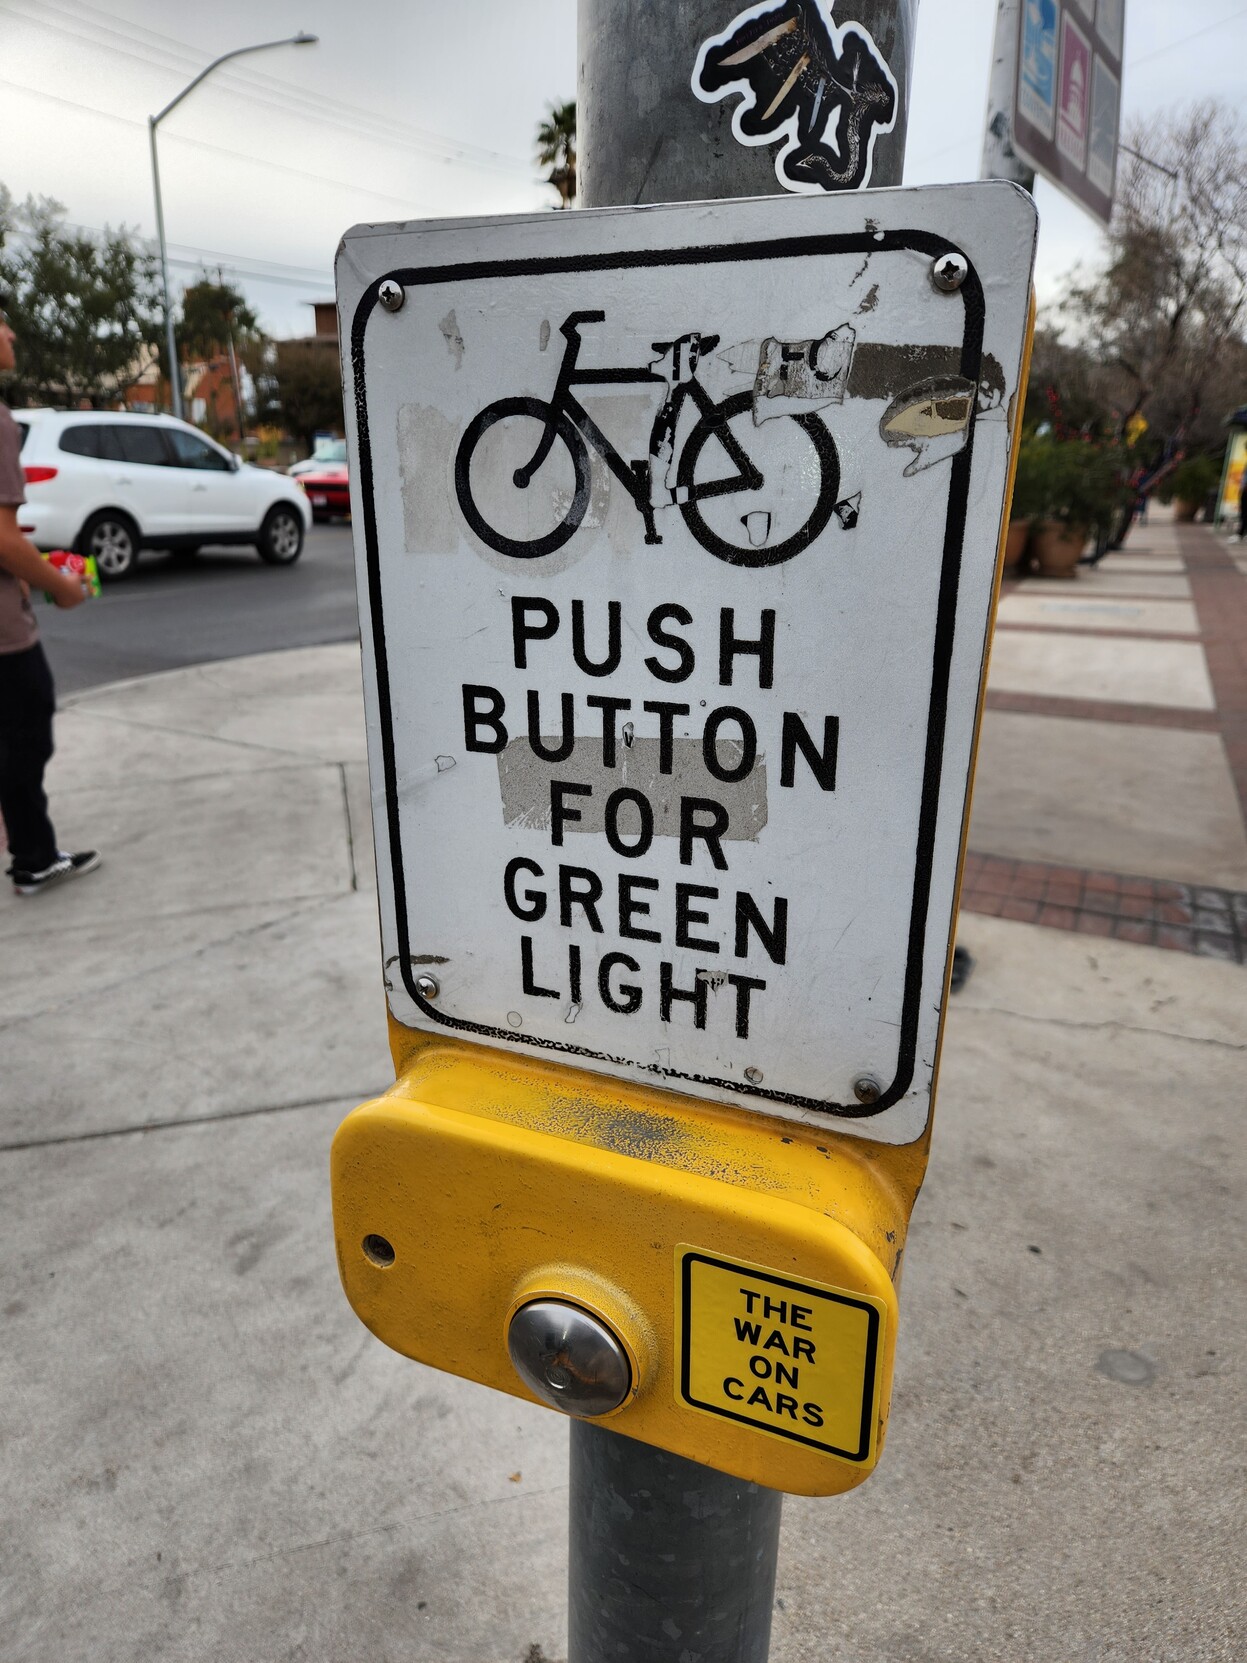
(650, 333), (721, 356)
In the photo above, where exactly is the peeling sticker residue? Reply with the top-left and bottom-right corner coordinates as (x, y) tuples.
(439, 309), (465, 369)
(856, 282), (879, 314)
(385, 952), (450, 971)
(832, 492), (860, 528)
(401, 752), (459, 795)
(849, 344), (1005, 405)
(742, 510), (772, 546)
(879, 377), (976, 476)
(538, 318), (551, 352)
(753, 323), (854, 424)
(398, 402), (459, 556)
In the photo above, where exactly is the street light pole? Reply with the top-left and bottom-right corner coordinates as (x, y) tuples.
(148, 31), (317, 422)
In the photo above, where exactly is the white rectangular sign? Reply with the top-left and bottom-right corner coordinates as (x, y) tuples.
(338, 185), (1036, 1145)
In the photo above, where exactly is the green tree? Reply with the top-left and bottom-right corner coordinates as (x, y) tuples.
(536, 100), (577, 209)
(268, 341), (343, 450)
(177, 279), (260, 362)
(0, 187), (163, 406)
(178, 278), (265, 440)
(1060, 101), (1247, 448)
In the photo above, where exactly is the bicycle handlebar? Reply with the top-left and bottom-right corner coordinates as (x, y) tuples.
(560, 310), (607, 338)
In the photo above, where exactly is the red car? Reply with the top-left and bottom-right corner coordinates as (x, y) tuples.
(295, 462), (350, 523)
(290, 439), (350, 523)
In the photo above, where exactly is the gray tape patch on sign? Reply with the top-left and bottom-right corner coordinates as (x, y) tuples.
(398, 403), (459, 556)
(497, 738), (768, 839)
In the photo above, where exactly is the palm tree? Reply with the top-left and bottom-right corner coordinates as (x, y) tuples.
(536, 100), (577, 209)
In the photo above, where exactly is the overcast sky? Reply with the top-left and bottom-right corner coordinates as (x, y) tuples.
(2, 0), (1245, 338)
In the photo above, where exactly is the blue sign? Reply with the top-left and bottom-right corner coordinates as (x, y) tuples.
(1018, 0), (1058, 138)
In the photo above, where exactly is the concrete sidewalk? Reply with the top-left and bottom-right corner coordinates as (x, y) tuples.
(1, 574), (1244, 1657)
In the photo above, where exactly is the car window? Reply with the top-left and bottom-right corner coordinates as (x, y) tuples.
(312, 438), (347, 463)
(15, 421), (29, 450)
(167, 430), (231, 471)
(117, 425), (172, 466)
(59, 425), (102, 459)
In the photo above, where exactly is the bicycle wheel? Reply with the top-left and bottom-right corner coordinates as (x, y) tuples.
(455, 396), (591, 559)
(677, 391), (840, 568)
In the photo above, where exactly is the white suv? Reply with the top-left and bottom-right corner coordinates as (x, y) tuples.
(13, 409), (312, 581)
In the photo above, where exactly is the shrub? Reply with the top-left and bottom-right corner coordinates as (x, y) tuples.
(1012, 435), (1129, 535)
(1169, 454), (1220, 506)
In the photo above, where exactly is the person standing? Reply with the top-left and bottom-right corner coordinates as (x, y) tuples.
(0, 302), (100, 895)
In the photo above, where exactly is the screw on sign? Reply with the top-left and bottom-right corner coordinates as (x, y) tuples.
(330, 183), (1035, 1505)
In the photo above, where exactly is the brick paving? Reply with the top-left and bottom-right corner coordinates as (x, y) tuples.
(960, 850), (1247, 963)
(966, 520), (1247, 965)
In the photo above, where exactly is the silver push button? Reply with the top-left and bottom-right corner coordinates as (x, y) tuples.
(507, 1300), (631, 1417)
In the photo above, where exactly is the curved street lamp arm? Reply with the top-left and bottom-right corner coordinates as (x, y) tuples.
(151, 32), (317, 129)
(147, 30), (317, 423)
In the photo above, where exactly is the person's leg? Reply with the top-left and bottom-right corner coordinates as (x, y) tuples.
(0, 643), (59, 874)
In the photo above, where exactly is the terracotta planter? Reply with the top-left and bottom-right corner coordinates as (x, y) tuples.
(1003, 520), (1031, 570)
(1031, 520), (1086, 578)
(1172, 498), (1199, 523)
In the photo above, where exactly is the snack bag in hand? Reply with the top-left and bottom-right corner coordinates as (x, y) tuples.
(41, 549), (100, 601)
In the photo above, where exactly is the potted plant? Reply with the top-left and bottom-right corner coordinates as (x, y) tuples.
(1005, 439), (1045, 569)
(1027, 438), (1125, 577)
(1170, 454), (1220, 522)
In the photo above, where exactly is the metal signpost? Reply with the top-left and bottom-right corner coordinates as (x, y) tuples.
(332, 5), (1035, 1659)
(985, 0), (1123, 225)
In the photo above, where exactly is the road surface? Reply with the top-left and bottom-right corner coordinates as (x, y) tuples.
(38, 523), (359, 696)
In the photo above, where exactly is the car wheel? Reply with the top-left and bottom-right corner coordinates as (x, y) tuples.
(79, 510), (140, 582)
(257, 504), (304, 565)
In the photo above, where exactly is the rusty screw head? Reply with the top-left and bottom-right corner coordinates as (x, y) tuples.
(931, 252), (968, 293)
(853, 1075), (882, 1106)
(378, 278), (404, 312)
(415, 973), (439, 1001)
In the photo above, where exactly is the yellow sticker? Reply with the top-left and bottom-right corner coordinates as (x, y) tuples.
(676, 1247), (886, 1463)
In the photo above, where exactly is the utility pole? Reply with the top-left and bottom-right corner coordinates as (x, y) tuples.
(980, 0), (1034, 188)
(216, 265), (247, 447)
(581, 1), (917, 208)
(572, 5), (917, 1658)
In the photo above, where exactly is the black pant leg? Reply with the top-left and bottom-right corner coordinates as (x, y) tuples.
(0, 642), (58, 872)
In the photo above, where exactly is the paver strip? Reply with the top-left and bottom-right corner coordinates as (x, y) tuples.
(965, 520), (1247, 964)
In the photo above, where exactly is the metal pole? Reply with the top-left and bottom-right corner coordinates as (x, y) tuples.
(980, 0), (1034, 188)
(580, 0), (918, 208)
(148, 116), (183, 421)
(146, 33), (317, 426)
(568, 1425), (783, 1663)
(572, 7), (916, 1659)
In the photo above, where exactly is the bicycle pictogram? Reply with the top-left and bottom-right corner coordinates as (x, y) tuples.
(454, 309), (841, 568)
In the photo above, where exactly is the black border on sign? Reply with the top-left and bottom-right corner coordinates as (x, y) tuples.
(350, 229), (985, 1118)
(678, 1250), (881, 1462)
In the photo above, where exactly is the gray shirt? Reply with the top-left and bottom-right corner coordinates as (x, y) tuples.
(0, 402), (38, 655)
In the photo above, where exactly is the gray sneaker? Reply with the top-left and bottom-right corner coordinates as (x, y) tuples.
(9, 850), (101, 896)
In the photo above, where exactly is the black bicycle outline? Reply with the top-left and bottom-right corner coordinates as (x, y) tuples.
(453, 309), (840, 568)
